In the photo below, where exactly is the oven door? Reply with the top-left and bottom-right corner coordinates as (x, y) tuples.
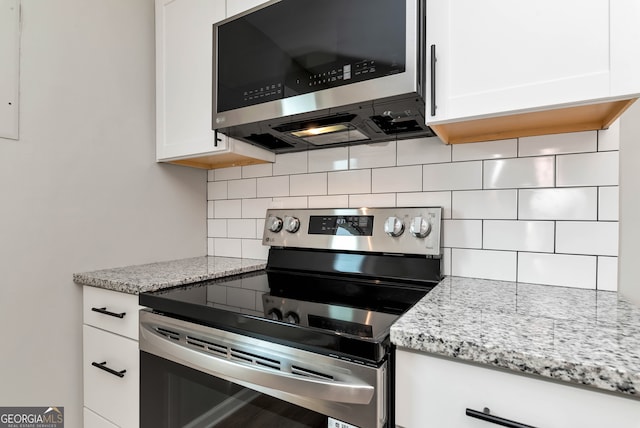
(139, 310), (388, 428)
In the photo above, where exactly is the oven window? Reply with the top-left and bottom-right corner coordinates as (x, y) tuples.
(140, 351), (328, 428)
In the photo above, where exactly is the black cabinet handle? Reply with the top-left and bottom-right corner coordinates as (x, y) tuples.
(466, 408), (538, 428)
(430, 44), (437, 116)
(91, 361), (127, 378)
(214, 130), (221, 147)
(91, 307), (126, 319)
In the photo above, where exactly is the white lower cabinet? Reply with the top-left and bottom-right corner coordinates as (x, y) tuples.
(84, 408), (118, 428)
(82, 286), (141, 428)
(395, 349), (640, 428)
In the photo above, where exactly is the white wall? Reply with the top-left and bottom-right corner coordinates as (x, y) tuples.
(619, 101), (640, 304)
(0, 1), (206, 426)
(207, 125), (622, 291)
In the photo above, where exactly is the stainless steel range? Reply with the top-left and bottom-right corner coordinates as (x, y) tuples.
(139, 207), (442, 428)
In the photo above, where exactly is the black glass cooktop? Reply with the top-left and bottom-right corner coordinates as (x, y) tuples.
(140, 249), (440, 365)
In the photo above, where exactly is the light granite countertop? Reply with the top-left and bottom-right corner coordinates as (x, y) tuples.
(391, 276), (640, 399)
(73, 256), (267, 294)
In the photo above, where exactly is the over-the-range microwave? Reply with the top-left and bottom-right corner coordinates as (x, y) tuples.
(212, 0), (434, 153)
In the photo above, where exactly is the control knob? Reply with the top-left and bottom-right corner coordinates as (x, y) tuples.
(283, 216), (300, 233)
(410, 216), (431, 238)
(284, 312), (300, 325)
(267, 308), (283, 321)
(384, 216), (405, 237)
(267, 215), (283, 232)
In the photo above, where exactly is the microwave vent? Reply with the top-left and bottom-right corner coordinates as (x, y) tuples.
(244, 133), (294, 150)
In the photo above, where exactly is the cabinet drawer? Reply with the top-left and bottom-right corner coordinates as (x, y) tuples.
(83, 325), (139, 428)
(83, 286), (140, 340)
(84, 407), (118, 428)
(396, 349), (640, 428)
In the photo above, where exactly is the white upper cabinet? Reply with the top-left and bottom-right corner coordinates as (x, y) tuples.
(426, 0), (640, 144)
(226, 0), (269, 17)
(155, 0), (274, 169)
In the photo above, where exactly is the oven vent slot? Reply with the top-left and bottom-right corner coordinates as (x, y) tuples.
(291, 365), (334, 380)
(186, 335), (227, 356)
(231, 348), (281, 370)
(156, 327), (180, 341)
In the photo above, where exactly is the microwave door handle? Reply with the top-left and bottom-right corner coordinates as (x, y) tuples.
(140, 323), (375, 405)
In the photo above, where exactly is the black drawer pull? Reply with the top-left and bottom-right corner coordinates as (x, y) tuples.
(92, 361), (126, 378)
(430, 44), (437, 116)
(91, 307), (126, 319)
(466, 407), (538, 428)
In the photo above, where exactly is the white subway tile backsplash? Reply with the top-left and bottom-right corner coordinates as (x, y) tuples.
(519, 131), (597, 157)
(308, 147), (349, 172)
(228, 178), (257, 199)
(207, 219), (227, 238)
(242, 239), (269, 260)
(443, 220), (482, 248)
(597, 256), (618, 291)
(397, 136), (451, 166)
(228, 219), (257, 239)
(598, 120), (620, 151)
(257, 175), (289, 197)
(328, 169), (371, 194)
(452, 190), (518, 219)
(452, 138), (517, 161)
(214, 166), (241, 181)
(598, 187), (619, 221)
(556, 221), (618, 256)
(519, 188), (598, 220)
(483, 220), (554, 252)
(349, 141), (397, 169)
(290, 173), (327, 196)
(242, 163), (273, 178)
(556, 151), (619, 187)
(349, 193), (396, 208)
(273, 152), (308, 176)
(484, 156), (555, 189)
(270, 197), (308, 209)
(423, 161), (483, 191)
(396, 191), (452, 219)
(441, 248), (452, 276)
(308, 195), (349, 208)
(241, 198), (272, 218)
(214, 238), (242, 258)
(451, 249), (517, 281)
(372, 166), (422, 193)
(207, 127), (620, 291)
(208, 181), (228, 200)
(214, 200), (242, 218)
(518, 252), (596, 289)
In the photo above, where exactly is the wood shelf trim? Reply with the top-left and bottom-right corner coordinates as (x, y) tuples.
(166, 153), (272, 169)
(431, 98), (637, 144)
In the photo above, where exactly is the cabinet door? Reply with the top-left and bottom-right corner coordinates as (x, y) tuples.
(395, 349), (640, 428)
(83, 325), (139, 428)
(84, 407), (118, 428)
(226, 0), (270, 18)
(155, 0), (226, 160)
(427, 0), (611, 122)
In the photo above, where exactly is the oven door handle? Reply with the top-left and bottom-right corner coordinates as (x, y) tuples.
(140, 322), (375, 405)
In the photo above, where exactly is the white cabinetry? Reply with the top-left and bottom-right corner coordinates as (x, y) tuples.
(395, 349), (640, 428)
(82, 286), (141, 428)
(426, 0), (640, 144)
(155, 0), (274, 169)
(226, 0), (269, 17)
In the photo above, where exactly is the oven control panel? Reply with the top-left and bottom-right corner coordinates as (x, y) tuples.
(262, 207), (442, 256)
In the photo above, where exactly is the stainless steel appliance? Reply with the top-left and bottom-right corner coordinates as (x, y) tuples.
(139, 207), (442, 428)
(212, 0), (434, 153)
